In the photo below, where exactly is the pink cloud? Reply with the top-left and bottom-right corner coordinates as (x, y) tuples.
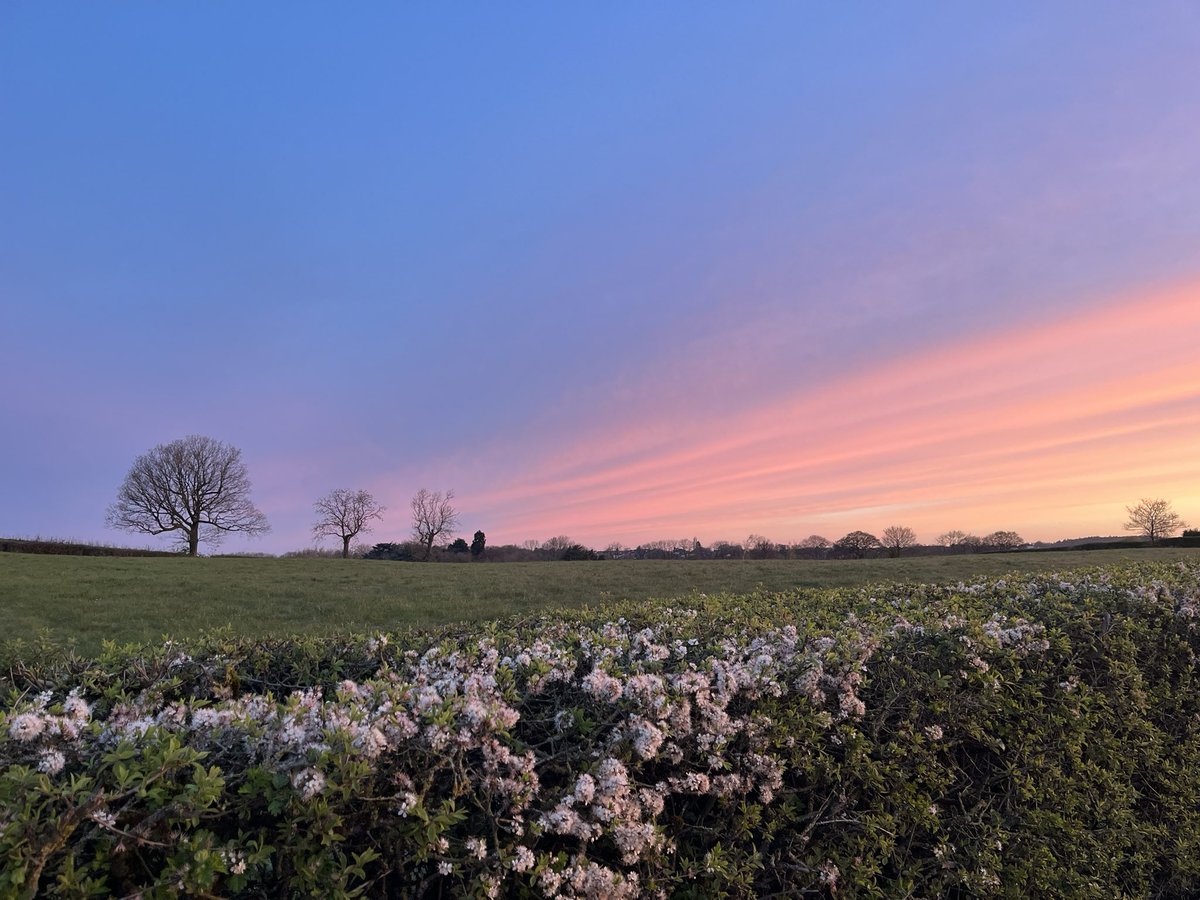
(463, 280), (1200, 545)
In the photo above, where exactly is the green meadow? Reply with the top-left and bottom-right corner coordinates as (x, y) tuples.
(3, 547), (1198, 654)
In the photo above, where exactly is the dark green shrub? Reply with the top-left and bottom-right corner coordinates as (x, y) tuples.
(362, 542), (415, 561)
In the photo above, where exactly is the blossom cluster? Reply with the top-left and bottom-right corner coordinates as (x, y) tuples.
(5, 562), (1199, 898)
(6, 688), (89, 775)
(2, 610), (893, 894)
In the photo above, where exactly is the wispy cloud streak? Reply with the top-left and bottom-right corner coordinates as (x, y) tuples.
(466, 283), (1200, 545)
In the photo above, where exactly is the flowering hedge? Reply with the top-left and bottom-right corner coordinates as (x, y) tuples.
(3, 562), (1200, 897)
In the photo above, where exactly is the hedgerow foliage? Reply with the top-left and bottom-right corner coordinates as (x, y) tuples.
(3, 562), (1200, 897)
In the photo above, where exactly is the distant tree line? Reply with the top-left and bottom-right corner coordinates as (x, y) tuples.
(100, 436), (1192, 561)
(598, 529), (1027, 561)
(352, 530), (1027, 563)
(361, 534), (597, 563)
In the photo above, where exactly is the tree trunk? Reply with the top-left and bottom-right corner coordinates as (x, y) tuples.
(188, 523), (200, 557)
(342, 536), (351, 559)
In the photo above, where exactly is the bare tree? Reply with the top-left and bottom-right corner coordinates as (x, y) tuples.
(935, 530), (967, 547)
(797, 534), (831, 549)
(880, 525), (918, 557)
(411, 488), (460, 560)
(958, 533), (984, 552)
(711, 540), (744, 559)
(106, 435), (269, 556)
(792, 534), (831, 559)
(313, 489), (385, 558)
(833, 530), (879, 559)
(983, 530), (1024, 549)
(541, 535), (574, 554)
(1124, 498), (1187, 543)
(746, 533), (776, 559)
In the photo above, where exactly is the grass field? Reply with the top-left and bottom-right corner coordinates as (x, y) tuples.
(3, 547), (1198, 653)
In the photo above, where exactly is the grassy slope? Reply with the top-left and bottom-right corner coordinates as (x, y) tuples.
(3, 548), (1198, 653)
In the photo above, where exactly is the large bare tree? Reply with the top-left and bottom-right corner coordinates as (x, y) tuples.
(410, 488), (459, 560)
(106, 435), (270, 556)
(312, 489), (385, 558)
(880, 525), (918, 557)
(1124, 498), (1186, 543)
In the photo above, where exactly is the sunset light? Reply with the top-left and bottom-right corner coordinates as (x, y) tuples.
(3, 4), (1199, 553)
(6, 8), (1200, 896)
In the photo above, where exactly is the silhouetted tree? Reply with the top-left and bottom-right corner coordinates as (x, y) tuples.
(448, 537), (469, 554)
(106, 435), (269, 556)
(411, 489), (459, 561)
(792, 535), (830, 559)
(312, 489), (385, 558)
(833, 530), (879, 559)
(363, 542), (416, 561)
(983, 530), (1024, 549)
(746, 534), (777, 559)
(958, 534), (985, 553)
(711, 541), (744, 560)
(561, 543), (597, 561)
(936, 530), (967, 547)
(471, 530), (486, 559)
(542, 536), (574, 554)
(880, 525), (918, 557)
(1124, 498), (1186, 543)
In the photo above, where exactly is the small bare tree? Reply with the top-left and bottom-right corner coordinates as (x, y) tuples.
(958, 533), (984, 552)
(1124, 498), (1186, 543)
(745, 533), (776, 559)
(880, 525), (918, 557)
(797, 535), (831, 549)
(792, 535), (831, 559)
(711, 540), (745, 559)
(935, 530), (967, 547)
(983, 530), (1024, 549)
(541, 535), (575, 554)
(313, 489), (385, 558)
(106, 435), (270, 556)
(411, 488), (460, 560)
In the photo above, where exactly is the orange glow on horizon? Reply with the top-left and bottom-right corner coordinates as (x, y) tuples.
(454, 281), (1200, 546)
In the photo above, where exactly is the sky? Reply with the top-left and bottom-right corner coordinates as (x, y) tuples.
(3, 3), (1200, 554)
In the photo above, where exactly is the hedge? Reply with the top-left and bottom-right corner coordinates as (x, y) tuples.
(3, 562), (1199, 898)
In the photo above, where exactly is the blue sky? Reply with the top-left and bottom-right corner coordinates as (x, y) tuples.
(3, 3), (1200, 552)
